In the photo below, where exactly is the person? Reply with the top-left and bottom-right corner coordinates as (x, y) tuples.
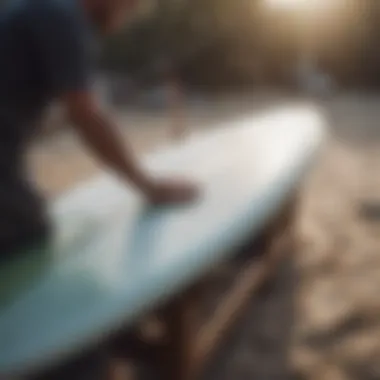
(0, 0), (198, 258)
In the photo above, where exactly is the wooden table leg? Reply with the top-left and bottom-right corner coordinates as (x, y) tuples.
(193, 196), (298, 376)
(264, 196), (298, 275)
(155, 287), (200, 380)
(107, 290), (200, 380)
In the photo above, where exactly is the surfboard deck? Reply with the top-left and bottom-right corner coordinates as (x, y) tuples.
(0, 105), (325, 378)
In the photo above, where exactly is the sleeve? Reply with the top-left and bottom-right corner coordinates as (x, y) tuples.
(27, 1), (92, 96)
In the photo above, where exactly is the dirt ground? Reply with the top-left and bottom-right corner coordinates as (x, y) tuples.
(29, 92), (380, 380)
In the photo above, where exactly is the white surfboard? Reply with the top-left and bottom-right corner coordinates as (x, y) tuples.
(0, 104), (326, 378)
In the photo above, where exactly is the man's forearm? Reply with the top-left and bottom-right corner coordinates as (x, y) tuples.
(70, 109), (151, 192)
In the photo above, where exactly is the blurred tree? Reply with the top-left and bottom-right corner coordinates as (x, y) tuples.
(3, 0), (380, 89)
(101, 0), (266, 88)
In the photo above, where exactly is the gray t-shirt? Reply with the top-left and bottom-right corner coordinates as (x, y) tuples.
(0, 0), (96, 175)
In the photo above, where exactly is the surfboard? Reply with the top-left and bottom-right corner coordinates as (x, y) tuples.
(0, 104), (326, 378)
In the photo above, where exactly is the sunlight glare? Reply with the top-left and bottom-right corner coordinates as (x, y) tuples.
(265, 0), (332, 11)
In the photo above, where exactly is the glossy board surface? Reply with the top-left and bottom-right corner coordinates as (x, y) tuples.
(0, 105), (326, 377)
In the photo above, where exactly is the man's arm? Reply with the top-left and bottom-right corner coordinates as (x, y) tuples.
(28, 0), (197, 203)
(63, 91), (151, 193)
(27, 2), (150, 193)
(63, 91), (198, 204)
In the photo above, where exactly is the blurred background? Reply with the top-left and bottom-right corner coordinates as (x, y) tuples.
(8, 0), (380, 378)
(98, 0), (380, 91)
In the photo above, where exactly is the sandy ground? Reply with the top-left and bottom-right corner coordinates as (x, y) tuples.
(29, 92), (380, 379)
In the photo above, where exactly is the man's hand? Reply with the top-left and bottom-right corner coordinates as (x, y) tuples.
(142, 178), (200, 205)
